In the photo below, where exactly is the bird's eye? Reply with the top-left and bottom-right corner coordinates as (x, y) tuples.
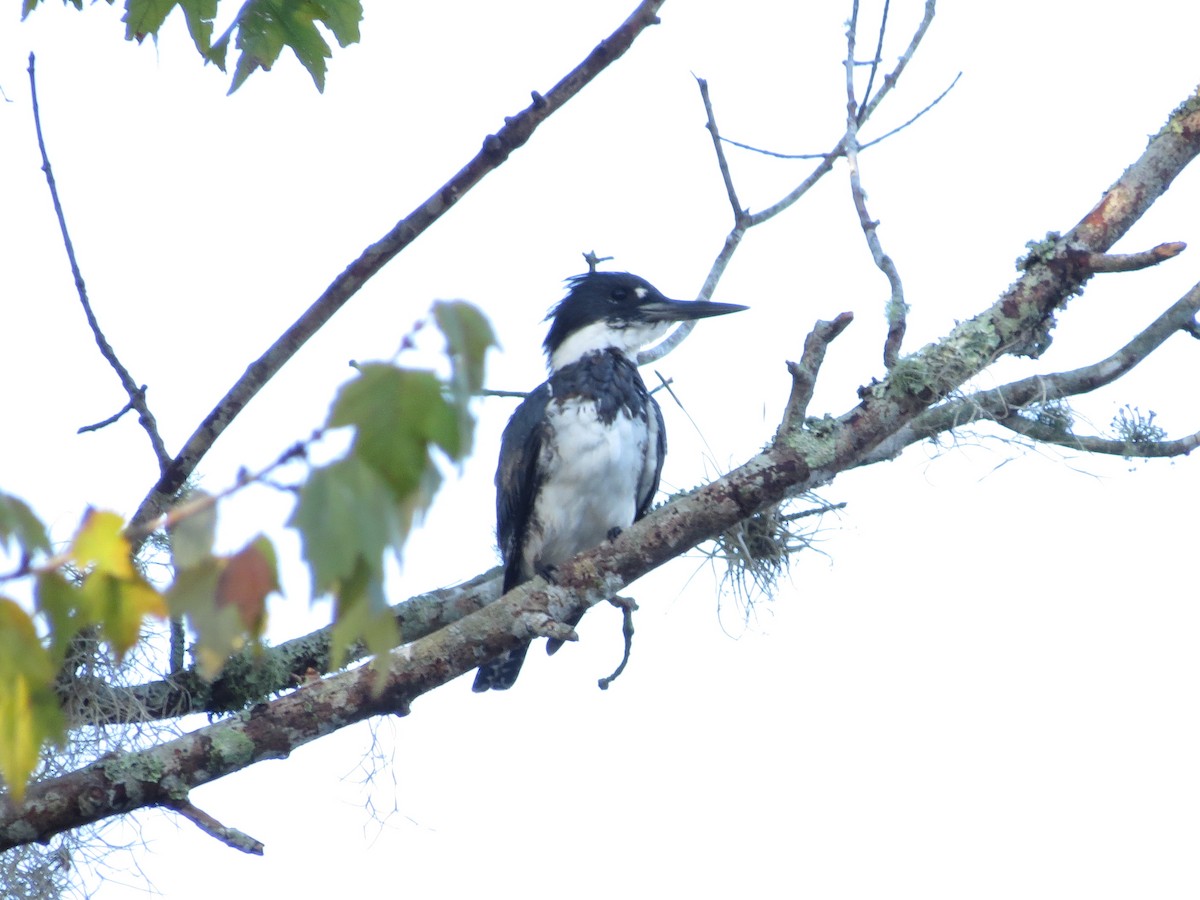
(610, 288), (628, 303)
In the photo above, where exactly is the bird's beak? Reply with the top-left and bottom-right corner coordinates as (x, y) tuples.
(639, 297), (748, 323)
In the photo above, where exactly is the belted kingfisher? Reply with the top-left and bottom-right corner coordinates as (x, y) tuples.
(472, 271), (746, 692)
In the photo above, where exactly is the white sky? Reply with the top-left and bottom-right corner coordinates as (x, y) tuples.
(3, 2), (1200, 897)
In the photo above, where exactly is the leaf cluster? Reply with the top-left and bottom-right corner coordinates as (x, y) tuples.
(22, 0), (364, 92)
(289, 301), (495, 670)
(0, 302), (493, 801)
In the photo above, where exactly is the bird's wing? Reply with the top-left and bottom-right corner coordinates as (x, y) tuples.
(635, 395), (667, 521)
(495, 382), (553, 592)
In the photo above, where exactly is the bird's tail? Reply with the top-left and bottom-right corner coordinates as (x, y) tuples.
(471, 645), (532, 692)
(545, 611), (585, 656)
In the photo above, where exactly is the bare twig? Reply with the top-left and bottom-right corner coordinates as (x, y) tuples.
(844, 3), (907, 369)
(995, 415), (1200, 458)
(638, 75), (746, 364)
(1075, 241), (1186, 273)
(642, 2), (937, 369)
(698, 76), (746, 223)
(857, 0), (891, 121)
(27, 54), (172, 476)
(597, 595), (637, 690)
(859, 278), (1200, 464)
(170, 800), (264, 856)
(126, 0), (668, 533)
(719, 71), (960, 161)
(780, 313), (855, 434)
(0, 437), (310, 587)
(76, 392), (139, 434)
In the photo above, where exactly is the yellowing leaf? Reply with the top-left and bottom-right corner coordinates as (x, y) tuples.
(80, 572), (168, 662)
(0, 599), (64, 803)
(71, 509), (135, 579)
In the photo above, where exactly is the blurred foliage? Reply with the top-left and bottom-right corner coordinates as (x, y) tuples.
(0, 301), (494, 800)
(21, 0), (364, 92)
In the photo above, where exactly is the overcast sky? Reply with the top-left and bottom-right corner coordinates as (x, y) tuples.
(3, 2), (1200, 897)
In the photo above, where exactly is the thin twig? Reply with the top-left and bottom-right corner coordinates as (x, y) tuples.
(719, 71), (960, 160)
(697, 75), (745, 222)
(76, 393), (138, 434)
(641, 3), (938, 368)
(126, 0), (668, 533)
(844, 3), (907, 369)
(171, 800), (264, 855)
(996, 415), (1200, 458)
(1075, 241), (1186, 273)
(27, 54), (173, 476)
(780, 313), (855, 435)
(857, 0), (891, 122)
(638, 75), (746, 365)
(862, 278), (1200, 464)
(0, 437), (310, 586)
(597, 595), (637, 690)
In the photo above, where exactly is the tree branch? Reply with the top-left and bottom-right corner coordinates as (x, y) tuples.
(780, 313), (856, 433)
(864, 276), (1200, 460)
(169, 800), (263, 856)
(640, 5), (936, 368)
(994, 415), (1200, 458)
(126, 0), (668, 533)
(845, 1), (907, 369)
(13, 74), (1200, 845)
(28, 54), (172, 477)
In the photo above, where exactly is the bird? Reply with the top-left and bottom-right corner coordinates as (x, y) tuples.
(472, 271), (747, 691)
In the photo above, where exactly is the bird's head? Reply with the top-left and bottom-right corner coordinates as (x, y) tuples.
(543, 271), (747, 371)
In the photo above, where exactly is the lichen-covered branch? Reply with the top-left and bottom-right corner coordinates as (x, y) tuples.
(995, 415), (1200, 457)
(10, 78), (1200, 850)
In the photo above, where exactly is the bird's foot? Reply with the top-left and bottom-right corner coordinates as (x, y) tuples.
(606, 526), (623, 542)
(535, 563), (558, 584)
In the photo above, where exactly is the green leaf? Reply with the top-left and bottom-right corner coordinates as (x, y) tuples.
(168, 491), (218, 570)
(0, 491), (50, 561)
(330, 364), (460, 493)
(433, 301), (496, 461)
(0, 598), (64, 803)
(433, 300), (497, 398)
(328, 556), (398, 673)
(123, 0), (218, 53)
(224, 0), (364, 93)
(179, 0), (218, 54)
(35, 572), (94, 669)
(123, 0), (177, 42)
(317, 0), (362, 48)
(289, 456), (398, 595)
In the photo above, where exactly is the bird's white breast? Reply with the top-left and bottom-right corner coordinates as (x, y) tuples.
(525, 397), (651, 573)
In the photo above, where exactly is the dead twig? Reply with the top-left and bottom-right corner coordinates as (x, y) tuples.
(28, 54), (172, 476)
(844, 2), (907, 369)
